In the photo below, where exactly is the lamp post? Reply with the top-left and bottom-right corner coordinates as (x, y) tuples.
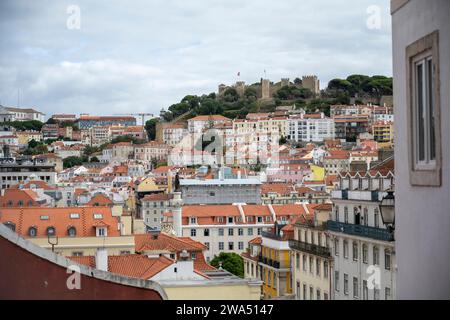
(47, 234), (59, 252)
(379, 190), (395, 236)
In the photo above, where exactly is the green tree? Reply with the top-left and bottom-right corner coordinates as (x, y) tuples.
(90, 156), (100, 162)
(210, 252), (244, 278)
(145, 118), (159, 141)
(223, 88), (239, 103)
(63, 156), (87, 169)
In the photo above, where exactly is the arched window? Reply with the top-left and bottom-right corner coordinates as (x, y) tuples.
(67, 226), (77, 237)
(27, 200), (33, 206)
(46, 226), (56, 236)
(4, 221), (16, 232)
(28, 226), (37, 237)
(18, 200), (24, 207)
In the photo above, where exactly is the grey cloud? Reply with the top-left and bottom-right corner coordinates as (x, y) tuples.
(0, 0), (392, 117)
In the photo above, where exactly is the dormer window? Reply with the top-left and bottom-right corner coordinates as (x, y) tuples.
(228, 217), (234, 224)
(96, 227), (107, 237)
(68, 226), (77, 237)
(27, 200), (33, 206)
(4, 221), (16, 232)
(28, 226), (37, 237)
(190, 217), (197, 224)
(18, 200), (24, 207)
(257, 217), (263, 223)
(46, 226), (56, 236)
(93, 213), (103, 219)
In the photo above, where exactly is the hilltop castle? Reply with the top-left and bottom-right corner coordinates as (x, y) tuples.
(218, 75), (320, 100)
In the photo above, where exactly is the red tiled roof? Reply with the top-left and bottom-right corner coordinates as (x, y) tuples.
(86, 194), (113, 206)
(68, 255), (174, 280)
(0, 207), (120, 238)
(134, 233), (207, 253)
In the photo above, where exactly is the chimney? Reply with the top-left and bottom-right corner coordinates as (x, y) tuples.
(95, 248), (108, 272)
(172, 192), (183, 237)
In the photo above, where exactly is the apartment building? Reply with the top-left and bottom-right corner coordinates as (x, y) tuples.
(163, 201), (316, 261)
(0, 106), (45, 122)
(134, 141), (171, 162)
(328, 164), (396, 300)
(180, 176), (261, 205)
(188, 115), (230, 134)
(391, 0), (450, 299)
(0, 157), (57, 189)
(323, 150), (350, 175)
(141, 193), (173, 230)
(289, 203), (333, 300)
(288, 112), (335, 142)
(334, 115), (370, 142)
(372, 121), (394, 145)
(0, 206), (134, 256)
(162, 123), (188, 146)
(78, 115), (136, 130)
(90, 126), (111, 146)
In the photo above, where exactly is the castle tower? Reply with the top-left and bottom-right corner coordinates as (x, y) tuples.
(235, 81), (246, 97)
(261, 79), (271, 99)
(281, 78), (290, 87)
(301, 75), (320, 95)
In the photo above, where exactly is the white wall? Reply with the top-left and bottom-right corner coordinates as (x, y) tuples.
(392, 0), (450, 299)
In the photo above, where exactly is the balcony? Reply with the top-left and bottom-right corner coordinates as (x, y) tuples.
(258, 255), (281, 269)
(332, 190), (383, 202)
(327, 220), (394, 242)
(288, 239), (331, 258)
(261, 230), (284, 241)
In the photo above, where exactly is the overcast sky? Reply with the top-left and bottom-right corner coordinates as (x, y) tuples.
(0, 0), (392, 119)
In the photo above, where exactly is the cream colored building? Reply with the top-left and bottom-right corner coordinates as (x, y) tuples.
(289, 204), (333, 300)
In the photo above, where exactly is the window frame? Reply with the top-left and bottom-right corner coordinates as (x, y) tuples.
(406, 30), (442, 186)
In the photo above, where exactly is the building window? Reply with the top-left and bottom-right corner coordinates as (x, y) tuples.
(363, 280), (368, 300)
(190, 217), (197, 224)
(28, 226), (37, 237)
(204, 242), (210, 250)
(190, 229), (196, 237)
(353, 277), (359, 299)
(385, 249), (391, 270)
(344, 207), (348, 223)
(406, 30), (441, 186)
(362, 244), (368, 264)
(343, 240), (348, 259)
(309, 286), (314, 300)
(228, 217), (234, 224)
(324, 261), (328, 278)
(303, 284), (307, 300)
(352, 242), (358, 261)
(238, 242), (244, 250)
(385, 287), (391, 300)
(72, 251), (83, 256)
(374, 288), (380, 300)
(316, 258), (321, 277)
(373, 246), (379, 265)
(344, 274), (349, 295)
(257, 228), (262, 235)
(335, 271), (339, 292)
(334, 238), (339, 256)
(228, 242), (234, 250)
(309, 256), (314, 274)
(374, 210), (380, 228)
(46, 226), (56, 236)
(295, 253), (300, 269)
(247, 228), (253, 236)
(228, 228), (234, 236)
(219, 242), (224, 250)
(238, 228), (244, 236)
(324, 292), (329, 300)
(218, 228), (224, 236)
(204, 228), (210, 237)
(302, 254), (307, 272)
(363, 208), (369, 226)
(67, 226), (76, 237)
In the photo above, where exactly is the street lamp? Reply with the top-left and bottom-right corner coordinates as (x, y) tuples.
(379, 190), (395, 233)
